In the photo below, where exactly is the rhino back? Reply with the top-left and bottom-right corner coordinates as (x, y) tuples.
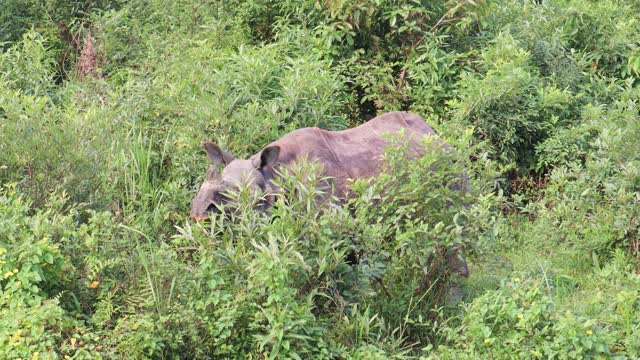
(327, 111), (436, 180)
(255, 111), (438, 198)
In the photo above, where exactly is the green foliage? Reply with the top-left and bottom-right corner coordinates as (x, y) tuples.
(0, 83), (113, 208)
(0, 31), (57, 95)
(531, 84), (640, 266)
(475, 0), (640, 79)
(0, 187), (101, 358)
(433, 279), (615, 359)
(0, 0), (105, 48)
(2, 0), (640, 357)
(236, 0), (474, 117)
(535, 124), (597, 171)
(451, 32), (577, 169)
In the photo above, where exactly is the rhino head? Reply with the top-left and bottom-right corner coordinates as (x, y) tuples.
(190, 142), (280, 221)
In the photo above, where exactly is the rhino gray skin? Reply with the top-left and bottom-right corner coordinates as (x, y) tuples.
(191, 111), (469, 277)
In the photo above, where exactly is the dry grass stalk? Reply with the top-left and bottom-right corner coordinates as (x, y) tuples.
(76, 29), (102, 80)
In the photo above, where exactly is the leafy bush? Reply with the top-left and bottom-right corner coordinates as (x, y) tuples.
(475, 0), (640, 79)
(535, 84), (640, 266)
(535, 123), (598, 171)
(451, 32), (577, 170)
(0, 187), (101, 358)
(0, 31), (57, 96)
(432, 279), (615, 359)
(2, 0), (640, 357)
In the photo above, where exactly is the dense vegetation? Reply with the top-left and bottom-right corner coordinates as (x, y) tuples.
(1, 0), (639, 358)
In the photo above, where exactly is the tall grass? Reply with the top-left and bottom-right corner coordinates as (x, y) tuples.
(1, 0), (639, 357)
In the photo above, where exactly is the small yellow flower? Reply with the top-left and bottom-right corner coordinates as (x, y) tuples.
(484, 338), (491, 344)
(586, 330), (593, 335)
(514, 277), (521, 282)
(517, 313), (524, 319)
(4, 272), (13, 278)
(12, 268), (18, 274)
(31, 351), (39, 360)
(71, 338), (77, 346)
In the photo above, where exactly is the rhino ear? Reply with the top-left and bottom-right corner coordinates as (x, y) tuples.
(204, 142), (235, 166)
(254, 145), (280, 170)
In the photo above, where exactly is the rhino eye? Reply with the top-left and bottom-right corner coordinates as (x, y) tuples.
(205, 203), (218, 214)
(211, 191), (230, 204)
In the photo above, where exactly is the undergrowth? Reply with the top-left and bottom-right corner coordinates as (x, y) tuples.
(1, 0), (639, 358)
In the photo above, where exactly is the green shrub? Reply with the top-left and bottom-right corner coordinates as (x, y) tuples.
(0, 186), (101, 359)
(0, 31), (57, 96)
(535, 123), (598, 171)
(0, 83), (114, 207)
(451, 32), (576, 169)
(2, 0), (640, 356)
(536, 84), (640, 265)
(475, 0), (640, 78)
(432, 279), (615, 359)
(0, 0), (105, 49)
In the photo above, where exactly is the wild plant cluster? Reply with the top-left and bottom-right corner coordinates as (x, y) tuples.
(1, 0), (639, 358)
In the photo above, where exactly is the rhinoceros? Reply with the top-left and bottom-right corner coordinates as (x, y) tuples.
(190, 111), (469, 277)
